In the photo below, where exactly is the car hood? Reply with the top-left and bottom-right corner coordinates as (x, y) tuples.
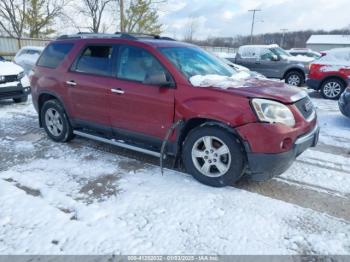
(0, 61), (23, 75)
(190, 74), (307, 104)
(226, 78), (307, 103)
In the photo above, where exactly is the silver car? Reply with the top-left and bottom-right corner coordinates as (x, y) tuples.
(233, 44), (315, 86)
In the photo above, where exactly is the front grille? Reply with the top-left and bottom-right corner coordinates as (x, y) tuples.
(3, 75), (18, 83)
(295, 96), (315, 120)
(0, 90), (22, 99)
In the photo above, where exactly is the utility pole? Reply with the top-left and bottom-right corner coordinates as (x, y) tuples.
(249, 9), (261, 44)
(280, 28), (288, 48)
(119, 0), (125, 32)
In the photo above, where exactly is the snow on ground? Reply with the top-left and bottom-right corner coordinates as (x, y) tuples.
(0, 94), (350, 254)
(311, 96), (350, 148)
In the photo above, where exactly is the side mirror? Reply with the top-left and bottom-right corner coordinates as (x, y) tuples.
(272, 54), (279, 61)
(143, 71), (172, 87)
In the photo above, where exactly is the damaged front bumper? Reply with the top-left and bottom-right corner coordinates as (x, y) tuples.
(245, 124), (320, 181)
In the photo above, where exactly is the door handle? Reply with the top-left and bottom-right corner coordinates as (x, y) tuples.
(111, 88), (125, 94)
(66, 80), (77, 86)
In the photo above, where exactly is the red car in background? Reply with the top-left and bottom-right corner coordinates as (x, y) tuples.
(306, 48), (350, 99)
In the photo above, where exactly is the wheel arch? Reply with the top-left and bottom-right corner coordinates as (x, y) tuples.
(283, 67), (305, 80)
(320, 75), (347, 89)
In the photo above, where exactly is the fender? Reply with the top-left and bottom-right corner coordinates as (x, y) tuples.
(176, 95), (257, 127)
(283, 65), (307, 79)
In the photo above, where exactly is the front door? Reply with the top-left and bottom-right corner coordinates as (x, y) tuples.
(109, 44), (175, 141)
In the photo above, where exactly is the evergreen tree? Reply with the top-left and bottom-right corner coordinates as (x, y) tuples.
(122, 0), (163, 35)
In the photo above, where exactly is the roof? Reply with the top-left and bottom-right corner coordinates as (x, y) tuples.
(240, 44), (280, 48)
(55, 32), (192, 48)
(307, 35), (350, 45)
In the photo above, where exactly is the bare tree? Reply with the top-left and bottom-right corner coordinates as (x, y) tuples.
(118, 0), (125, 32)
(0, 0), (26, 39)
(79, 0), (116, 33)
(184, 16), (198, 42)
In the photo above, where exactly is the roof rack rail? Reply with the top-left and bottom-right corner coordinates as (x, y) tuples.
(115, 32), (176, 41)
(56, 32), (176, 41)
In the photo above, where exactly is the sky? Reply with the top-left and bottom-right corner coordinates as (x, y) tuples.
(158, 0), (350, 39)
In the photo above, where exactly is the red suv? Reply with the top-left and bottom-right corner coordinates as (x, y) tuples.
(306, 48), (350, 99)
(31, 33), (319, 187)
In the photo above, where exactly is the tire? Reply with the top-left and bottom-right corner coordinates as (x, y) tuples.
(41, 99), (74, 142)
(182, 126), (245, 187)
(13, 96), (28, 103)
(321, 78), (345, 100)
(285, 71), (304, 87)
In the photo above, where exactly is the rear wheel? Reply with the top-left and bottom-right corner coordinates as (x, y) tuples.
(285, 71), (304, 87)
(321, 79), (345, 100)
(41, 99), (74, 142)
(13, 96), (28, 103)
(182, 126), (245, 187)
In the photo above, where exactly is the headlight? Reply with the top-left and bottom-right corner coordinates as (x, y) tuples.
(17, 71), (25, 80)
(0, 75), (4, 83)
(251, 98), (296, 127)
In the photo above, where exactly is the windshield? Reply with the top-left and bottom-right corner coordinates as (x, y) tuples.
(159, 47), (235, 79)
(270, 47), (291, 57)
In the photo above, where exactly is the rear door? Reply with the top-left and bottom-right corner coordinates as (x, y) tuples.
(108, 44), (175, 140)
(65, 44), (115, 131)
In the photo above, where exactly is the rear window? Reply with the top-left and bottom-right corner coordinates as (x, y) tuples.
(37, 43), (74, 68)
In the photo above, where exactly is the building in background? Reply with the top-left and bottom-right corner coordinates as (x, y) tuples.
(306, 35), (350, 52)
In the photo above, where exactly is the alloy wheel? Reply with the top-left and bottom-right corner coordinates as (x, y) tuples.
(323, 81), (342, 98)
(45, 108), (63, 137)
(287, 74), (301, 86)
(191, 136), (231, 178)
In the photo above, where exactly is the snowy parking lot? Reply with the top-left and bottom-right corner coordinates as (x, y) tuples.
(0, 92), (350, 255)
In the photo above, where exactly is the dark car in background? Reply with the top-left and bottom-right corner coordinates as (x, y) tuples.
(339, 87), (350, 118)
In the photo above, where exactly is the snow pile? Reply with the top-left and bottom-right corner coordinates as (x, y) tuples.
(190, 72), (251, 89)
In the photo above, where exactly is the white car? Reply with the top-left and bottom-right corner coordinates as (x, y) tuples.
(0, 60), (30, 103)
(14, 46), (44, 74)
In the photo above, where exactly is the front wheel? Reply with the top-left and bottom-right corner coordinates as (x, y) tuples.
(321, 79), (345, 100)
(285, 71), (304, 87)
(182, 126), (245, 187)
(41, 99), (74, 142)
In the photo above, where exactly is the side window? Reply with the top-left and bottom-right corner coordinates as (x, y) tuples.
(74, 45), (113, 76)
(239, 47), (258, 59)
(117, 45), (168, 83)
(37, 43), (74, 68)
(260, 48), (275, 61)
